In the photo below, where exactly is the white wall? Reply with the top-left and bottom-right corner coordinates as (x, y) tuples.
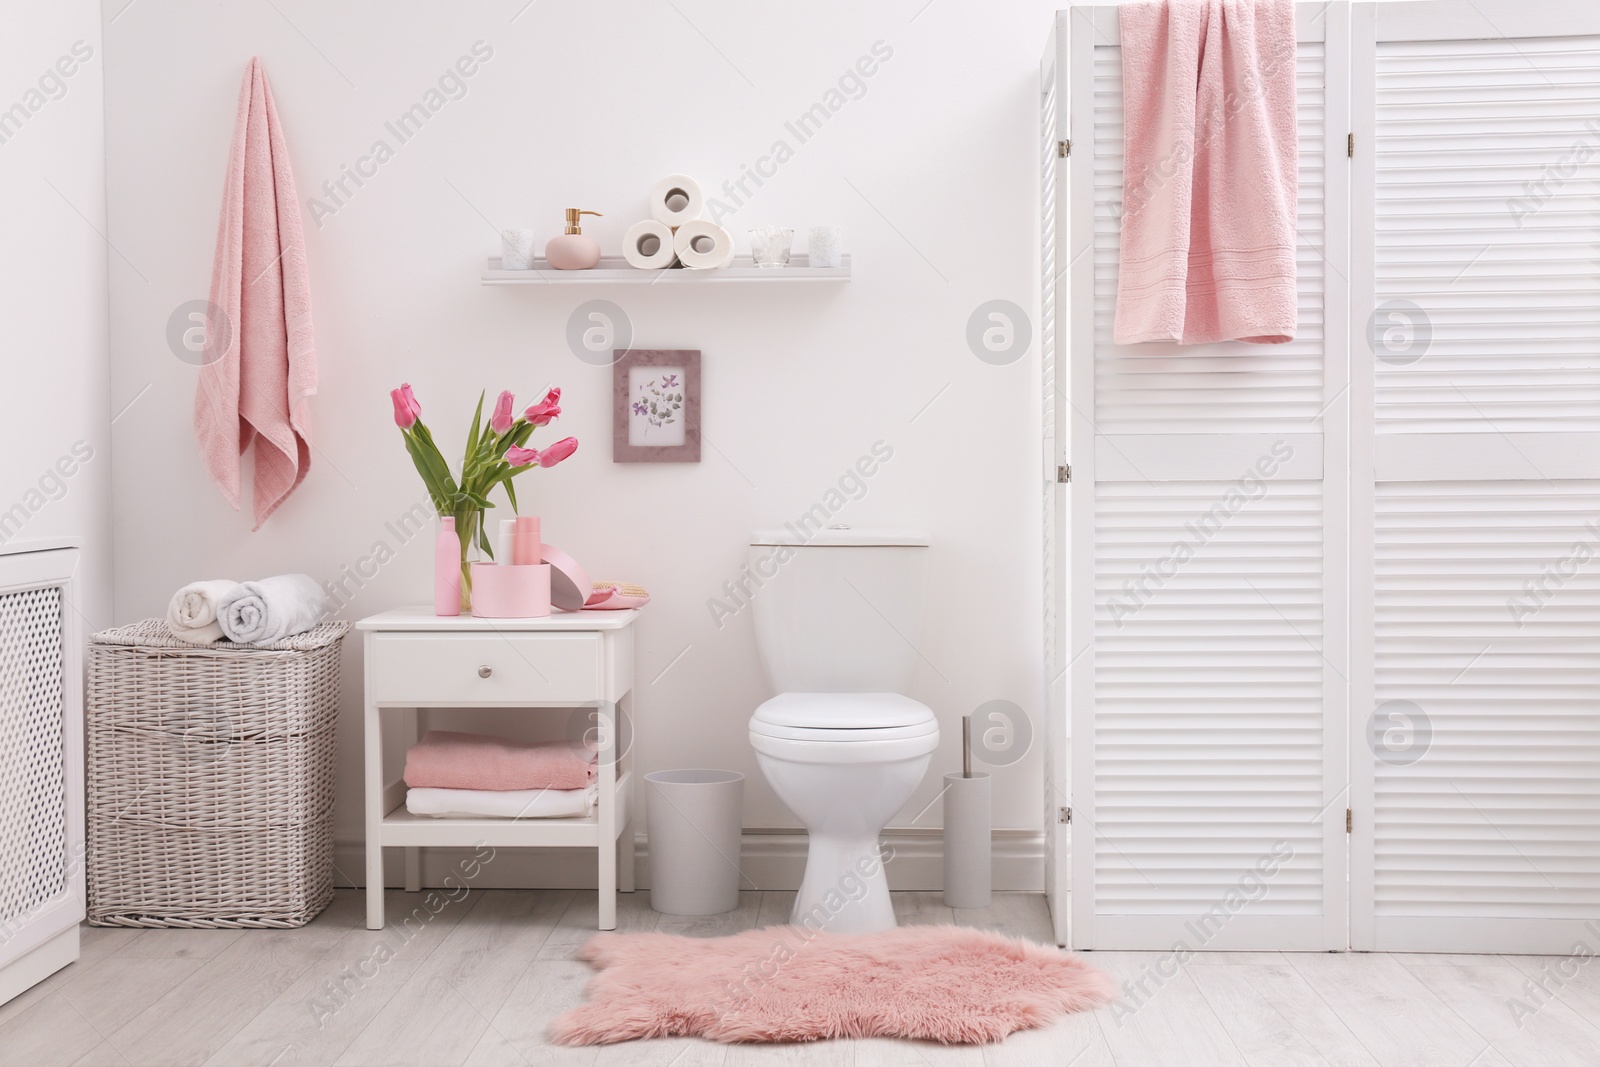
(102, 0), (1058, 885)
(0, 2), (111, 625)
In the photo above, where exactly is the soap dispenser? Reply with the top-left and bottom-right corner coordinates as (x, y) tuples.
(546, 209), (602, 269)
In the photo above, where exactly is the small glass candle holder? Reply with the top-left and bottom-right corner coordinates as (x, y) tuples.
(501, 229), (537, 270)
(748, 227), (794, 268)
(807, 225), (842, 268)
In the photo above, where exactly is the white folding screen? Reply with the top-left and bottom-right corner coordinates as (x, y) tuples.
(1057, 0), (1600, 953)
(1040, 25), (1071, 948)
(1350, 0), (1600, 953)
(1064, 4), (1351, 950)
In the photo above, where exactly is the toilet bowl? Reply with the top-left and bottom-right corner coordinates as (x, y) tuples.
(745, 527), (936, 935)
(750, 692), (939, 934)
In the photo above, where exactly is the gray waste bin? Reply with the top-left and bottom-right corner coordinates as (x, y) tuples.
(646, 769), (744, 915)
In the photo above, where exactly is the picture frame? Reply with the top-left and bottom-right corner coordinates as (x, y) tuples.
(612, 349), (702, 463)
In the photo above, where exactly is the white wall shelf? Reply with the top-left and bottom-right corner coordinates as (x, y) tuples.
(482, 253), (850, 285)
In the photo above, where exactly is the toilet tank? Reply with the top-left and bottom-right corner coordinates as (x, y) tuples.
(748, 527), (929, 693)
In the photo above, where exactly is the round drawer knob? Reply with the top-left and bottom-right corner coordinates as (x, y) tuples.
(477, 665), (493, 678)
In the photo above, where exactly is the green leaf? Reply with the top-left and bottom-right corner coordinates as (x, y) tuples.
(410, 423), (460, 498)
(401, 429), (453, 513)
(464, 390), (485, 465)
(462, 391), (494, 496)
(502, 476), (518, 513)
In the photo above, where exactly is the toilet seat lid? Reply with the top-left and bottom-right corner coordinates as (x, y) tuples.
(750, 692), (936, 734)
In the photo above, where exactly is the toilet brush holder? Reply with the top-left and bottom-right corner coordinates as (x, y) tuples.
(942, 772), (991, 909)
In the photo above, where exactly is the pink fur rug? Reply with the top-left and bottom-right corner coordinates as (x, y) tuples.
(548, 924), (1116, 1045)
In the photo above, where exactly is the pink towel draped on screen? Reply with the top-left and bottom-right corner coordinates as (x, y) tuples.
(404, 731), (599, 792)
(1114, 0), (1299, 346)
(194, 57), (317, 529)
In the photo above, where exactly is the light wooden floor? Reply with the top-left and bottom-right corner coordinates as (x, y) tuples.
(1, 889), (1593, 1066)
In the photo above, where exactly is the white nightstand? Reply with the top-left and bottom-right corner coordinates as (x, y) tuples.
(355, 607), (640, 930)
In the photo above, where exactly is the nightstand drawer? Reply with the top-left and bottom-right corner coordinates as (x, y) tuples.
(366, 632), (602, 704)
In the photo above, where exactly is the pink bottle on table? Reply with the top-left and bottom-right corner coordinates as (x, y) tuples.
(435, 516), (461, 616)
(513, 515), (541, 565)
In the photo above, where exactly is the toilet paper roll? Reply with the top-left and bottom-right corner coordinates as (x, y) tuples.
(673, 219), (734, 269)
(649, 173), (705, 228)
(623, 219), (678, 269)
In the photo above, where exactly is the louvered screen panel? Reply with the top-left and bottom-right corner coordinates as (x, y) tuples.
(1042, 74), (1060, 680)
(1374, 35), (1600, 433)
(1092, 43), (1327, 433)
(1041, 57), (1070, 945)
(1073, 21), (1343, 949)
(1093, 479), (1326, 914)
(1357, 8), (1600, 952)
(0, 587), (66, 928)
(1373, 482), (1600, 920)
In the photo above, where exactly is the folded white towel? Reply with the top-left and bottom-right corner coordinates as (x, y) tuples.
(216, 573), (327, 645)
(405, 784), (598, 820)
(165, 579), (241, 645)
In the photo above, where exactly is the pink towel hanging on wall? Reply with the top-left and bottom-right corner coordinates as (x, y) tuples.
(194, 57), (317, 529)
(1114, 0), (1299, 346)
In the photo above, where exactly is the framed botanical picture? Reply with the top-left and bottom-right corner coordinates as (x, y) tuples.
(613, 349), (701, 462)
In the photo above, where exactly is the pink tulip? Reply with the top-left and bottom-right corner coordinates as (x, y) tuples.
(537, 437), (579, 468)
(490, 390), (515, 434)
(390, 383), (420, 429)
(524, 387), (561, 427)
(505, 445), (540, 467)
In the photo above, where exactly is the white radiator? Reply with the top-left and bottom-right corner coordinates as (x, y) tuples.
(0, 543), (83, 1006)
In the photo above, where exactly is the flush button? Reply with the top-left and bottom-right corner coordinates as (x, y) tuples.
(477, 665), (493, 678)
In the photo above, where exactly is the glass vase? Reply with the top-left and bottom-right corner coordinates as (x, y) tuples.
(453, 506), (484, 612)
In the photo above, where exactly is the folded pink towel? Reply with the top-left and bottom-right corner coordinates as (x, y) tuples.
(1115, 0), (1298, 346)
(403, 731), (597, 792)
(194, 57), (318, 529)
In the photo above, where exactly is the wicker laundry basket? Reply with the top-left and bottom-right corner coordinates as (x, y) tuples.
(85, 619), (349, 928)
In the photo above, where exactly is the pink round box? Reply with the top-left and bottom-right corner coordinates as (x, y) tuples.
(469, 562), (551, 618)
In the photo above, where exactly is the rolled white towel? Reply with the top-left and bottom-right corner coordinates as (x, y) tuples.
(165, 580), (241, 645)
(217, 573), (328, 645)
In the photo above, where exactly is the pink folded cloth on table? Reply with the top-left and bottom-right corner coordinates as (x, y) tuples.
(1114, 0), (1299, 346)
(403, 731), (597, 792)
(194, 57), (318, 529)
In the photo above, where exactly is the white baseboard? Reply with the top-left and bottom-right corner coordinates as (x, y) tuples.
(333, 829), (1045, 893)
(0, 926), (77, 1008)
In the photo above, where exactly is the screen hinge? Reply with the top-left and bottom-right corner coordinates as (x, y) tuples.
(1057, 463), (1072, 484)
(1059, 806), (1072, 824)
(1346, 808), (1353, 833)
(1347, 132), (1354, 158)
(1059, 139), (1071, 158)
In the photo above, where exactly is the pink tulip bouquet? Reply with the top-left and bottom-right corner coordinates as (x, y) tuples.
(390, 383), (577, 606)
